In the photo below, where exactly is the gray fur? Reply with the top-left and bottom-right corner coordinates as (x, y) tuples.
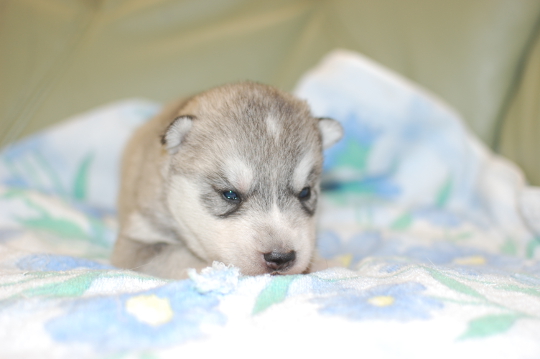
(111, 82), (343, 279)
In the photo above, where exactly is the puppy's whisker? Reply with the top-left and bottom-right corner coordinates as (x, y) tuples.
(124, 260), (151, 272)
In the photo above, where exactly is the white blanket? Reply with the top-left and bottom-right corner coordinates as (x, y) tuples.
(1, 50), (539, 358)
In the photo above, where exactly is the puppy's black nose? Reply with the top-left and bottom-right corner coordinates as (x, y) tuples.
(264, 250), (296, 271)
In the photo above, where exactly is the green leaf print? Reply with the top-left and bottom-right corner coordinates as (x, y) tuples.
(428, 269), (485, 299)
(34, 151), (67, 196)
(497, 284), (540, 297)
(10, 190), (111, 250)
(0, 188), (28, 200)
(16, 196), (90, 240)
(500, 238), (518, 256)
(6, 272), (164, 301)
(19, 216), (89, 240)
(435, 177), (452, 208)
(458, 313), (522, 340)
(336, 140), (371, 172)
(526, 237), (540, 259)
(252, 275), (297, 315)
(391, 212), (413, 230)
(23, 272), (102, 298)
(73, 153), (93, 200)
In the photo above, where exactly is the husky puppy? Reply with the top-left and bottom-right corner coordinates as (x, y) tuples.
(111, 82), (343, 279)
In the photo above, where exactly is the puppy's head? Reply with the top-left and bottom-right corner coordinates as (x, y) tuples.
(161, 82), (342, 275)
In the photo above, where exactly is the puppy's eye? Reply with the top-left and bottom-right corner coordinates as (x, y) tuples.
(298, 187), (311, 200)
(222, 190), (241, 202)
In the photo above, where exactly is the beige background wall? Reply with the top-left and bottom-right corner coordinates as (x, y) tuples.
(1, 0), (539, 183)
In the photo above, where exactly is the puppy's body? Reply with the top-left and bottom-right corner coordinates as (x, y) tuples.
(111, 82), (342, 279)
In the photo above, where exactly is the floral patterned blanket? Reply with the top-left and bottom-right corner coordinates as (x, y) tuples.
(1, 50), (539, 358)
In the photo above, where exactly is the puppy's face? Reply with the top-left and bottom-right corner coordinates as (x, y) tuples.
(162, 83), (342, 276)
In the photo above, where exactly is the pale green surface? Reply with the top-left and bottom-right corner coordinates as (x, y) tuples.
(1, 0), (540, 183)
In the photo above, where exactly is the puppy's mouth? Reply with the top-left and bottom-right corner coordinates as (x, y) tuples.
(268, 265), (295, 276)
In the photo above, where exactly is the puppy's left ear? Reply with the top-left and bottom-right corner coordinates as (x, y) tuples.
(161, 115), (194, 154)
(317, 117), (343, 150)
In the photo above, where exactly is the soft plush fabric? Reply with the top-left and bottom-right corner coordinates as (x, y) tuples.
(0, 51), (539, 358)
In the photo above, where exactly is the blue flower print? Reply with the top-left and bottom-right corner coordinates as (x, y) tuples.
(314, 282), (442, 321)
(512, 272), (540, 286)
(323, 112), (382, 173)
(403, 242), (522, 270)
(319, 111), (401, 199)
(45, 280), (226, 353)
(0, 135), (47, 190)
(318, 230), (414, 270)
(318, 229), (384, 267)
(373, 242), (525, 276)
(413, 207), (463, 228)
(17, 254), (112, 271)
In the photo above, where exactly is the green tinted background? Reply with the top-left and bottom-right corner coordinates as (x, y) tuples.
(1, 0), (539, 183)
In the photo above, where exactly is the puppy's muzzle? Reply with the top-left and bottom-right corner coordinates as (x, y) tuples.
(264, 250), (296, 272)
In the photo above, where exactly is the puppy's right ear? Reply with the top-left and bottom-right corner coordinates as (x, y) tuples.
(318, 117), (343, 150)
(161, 115), (194, 154)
